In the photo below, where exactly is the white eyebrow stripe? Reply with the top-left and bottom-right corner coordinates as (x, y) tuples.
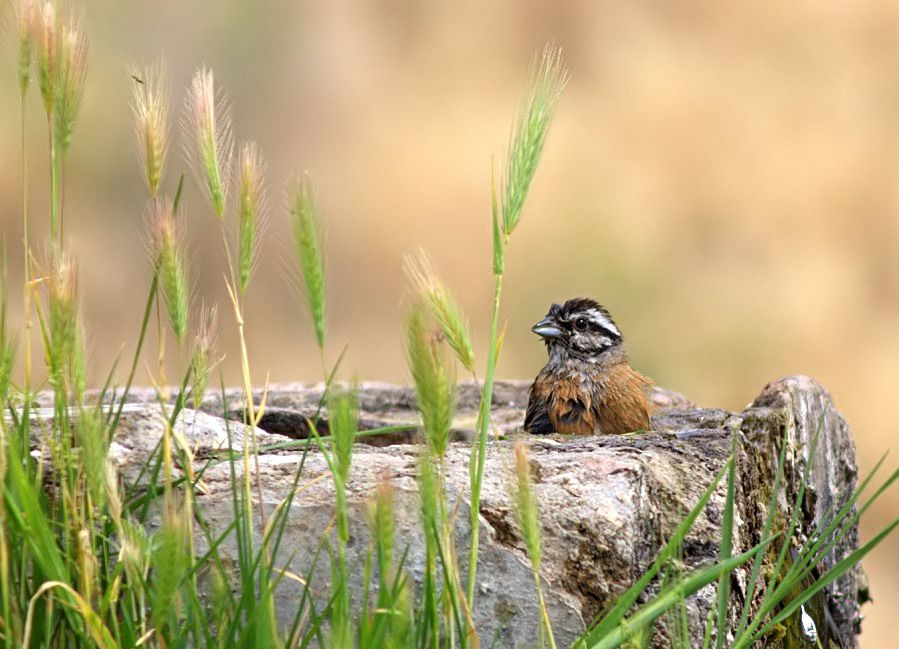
(584, 308), (620, 337)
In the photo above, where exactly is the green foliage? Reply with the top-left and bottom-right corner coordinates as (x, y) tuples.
(310, 387), (359, 647)
(583, 542), (770, 649)
(574, 459), (735, 647)
(714, 434), (738, 649)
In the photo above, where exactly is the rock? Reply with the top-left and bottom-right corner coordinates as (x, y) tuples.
(31, 376), (863, 647)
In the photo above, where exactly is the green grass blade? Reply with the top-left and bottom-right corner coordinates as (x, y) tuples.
(735, 425), (789, 636)
(749, 516), (899, 646)
(578, 458), (732, 644)
(714, 434), (738, 649)
(586, 539), (773, 649)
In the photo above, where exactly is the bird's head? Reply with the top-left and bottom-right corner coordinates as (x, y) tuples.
(531, 298), (623, 362)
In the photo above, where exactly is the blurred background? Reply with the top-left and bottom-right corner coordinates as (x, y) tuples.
(1, 1), (897, 645)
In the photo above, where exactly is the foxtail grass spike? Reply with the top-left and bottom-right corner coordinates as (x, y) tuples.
(184, 66), (233, 219)
(237, 141), (267, 293)
(129, 63), (169, 198)
(501, 43), (568, 238)
(404, 250), (475, 374)
(290, 175), (326, 349)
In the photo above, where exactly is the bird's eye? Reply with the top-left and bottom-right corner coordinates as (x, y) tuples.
(574, 317), (588, 331)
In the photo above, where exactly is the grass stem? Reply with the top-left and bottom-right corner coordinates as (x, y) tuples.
(466, 272), (502, 605)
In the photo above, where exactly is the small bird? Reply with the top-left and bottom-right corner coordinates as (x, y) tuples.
(524, 298), (654, 436)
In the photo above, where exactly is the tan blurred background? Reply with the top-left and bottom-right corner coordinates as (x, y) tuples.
(1, 1), (897, 645)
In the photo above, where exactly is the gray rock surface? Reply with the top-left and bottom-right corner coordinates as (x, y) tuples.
(32, 376), (862, 647)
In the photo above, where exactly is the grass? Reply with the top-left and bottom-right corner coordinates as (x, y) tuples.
(0, 3), (896, 647)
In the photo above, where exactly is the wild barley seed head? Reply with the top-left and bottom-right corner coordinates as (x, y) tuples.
(0, 274), (15, 404)
(75, 406), (106, 507)
(103, 459), (122, 527)
(48, 254), (78, 367)
(501, 43), (568, 238)
(405, 306), (455, 459)
(390, 579), (414, 647)
(152, 510), (189, 630)
(76, 528), (96, 603)
(404, 249), (475, 373)
(237, 141), (267, 293)
(34, 2), (56, 112)
(512, 440), (542, 568)
(184, 66), (233, 219)
(129, 63), (168, 198)
(16, 0), (38, 95)
(54, 22), (87, 153)
(189, 304), (218, 408)
(150, 200), (189, 342)
(368, 473), (395, 571)
(328, 386), (358, 484)
(210, 566), (231, 618)
(0, 338), (14, 405)
(120, 519), (150, 588)
(290, 176), (326, 349)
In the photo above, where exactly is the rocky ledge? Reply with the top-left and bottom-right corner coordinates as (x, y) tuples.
(32, 375), (863, 647)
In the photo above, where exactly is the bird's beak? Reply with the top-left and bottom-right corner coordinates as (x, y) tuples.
(531, 317), (562, 339)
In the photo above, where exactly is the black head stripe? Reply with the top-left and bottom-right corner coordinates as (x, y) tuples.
(559, 298), (621, 339)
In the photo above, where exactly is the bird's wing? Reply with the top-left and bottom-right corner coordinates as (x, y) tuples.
(524, 382), (554, 435)
(595, 364), (654, 434)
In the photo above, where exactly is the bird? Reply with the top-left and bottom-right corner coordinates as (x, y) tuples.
(524, 298), (654, 436)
